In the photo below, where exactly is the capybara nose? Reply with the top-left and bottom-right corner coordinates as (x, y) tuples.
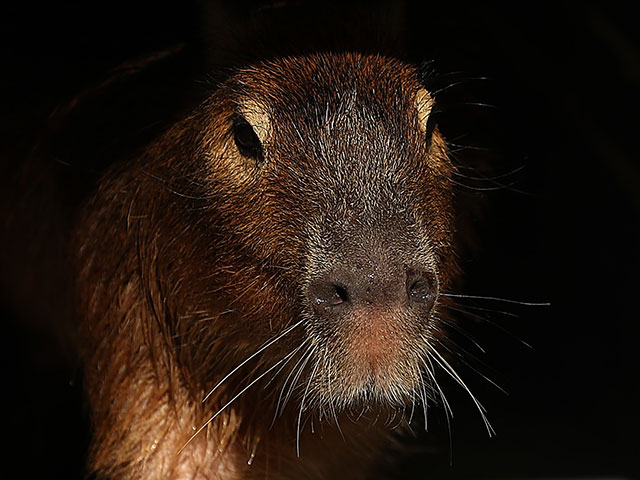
(308, 265), (438, 317)
(405, 267), (438, 309)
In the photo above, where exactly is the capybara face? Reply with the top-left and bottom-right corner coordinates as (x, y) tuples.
(96, 54), (457, 434)
(162, 53), (458, 417)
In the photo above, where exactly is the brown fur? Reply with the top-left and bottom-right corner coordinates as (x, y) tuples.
(73, 53), (457, 479)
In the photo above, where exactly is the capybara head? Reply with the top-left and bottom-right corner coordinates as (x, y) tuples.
(81, 52), (458, 428)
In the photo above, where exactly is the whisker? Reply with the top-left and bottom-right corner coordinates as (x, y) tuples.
(448, 153), (533, 195)
(418, 364), (430, 431)
(263, 340), (308, 391)
(449, 178), (519, 192)
(438, 101), (497, 110)
(427, 348), (495, 437)
(325, 354), (344, 439)
(271, 339), (312, 426)
(421, 355), (453, 464)
(446, 141), (491, 152)
(410, 358), (430, 428)
(442, 293), (550, 307)
(274, 342), (315, 419)
(202, 319), (304, 403)
(448, 303), (520, 318)
(384, 408), (398, 428)
(451, 164), (527, 182)
(429, 76), (491, 96)
(407, 364), (418, 426)
(435, 315), (487, 353)
(297, 353), (320, 457)
(444, 304), (533, 349)
(283, 347), (316, 409)
(420, 356), (452, 420)
(431, 335), (507, 395)
(180, 353), (290, 454)
(390, 407), (406, 431)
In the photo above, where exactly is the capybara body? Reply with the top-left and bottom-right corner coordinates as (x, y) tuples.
(74, 53), (458, 479)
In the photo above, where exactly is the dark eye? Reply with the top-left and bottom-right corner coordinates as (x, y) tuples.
(232, 114), (263, 162)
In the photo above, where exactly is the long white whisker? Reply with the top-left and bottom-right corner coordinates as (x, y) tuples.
(441, 293), (550, 306)
(180, 353), (290, 454)
(431, 337), (507, 395)
(297, 353), (320, 457)
(447, 303), (520, 318)
(421, 355), (453, 464)
(264, 340), (308, 391)
(428, 348), (495, 436)
(325, 354), (344, 439)
(420, 356), (452, 420)
(435, 315), (487, 353)
(444, 305), (533, 349)
(267, 340), (310, 430)
(202, 319), (304, 403)
(282, 346), (315, 411)
(419, 365), (429, 431)
(273, 341), (314, 421)
(407, 362), (420, 425)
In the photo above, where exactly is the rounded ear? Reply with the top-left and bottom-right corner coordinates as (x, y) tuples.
(415, 88), (437, 149)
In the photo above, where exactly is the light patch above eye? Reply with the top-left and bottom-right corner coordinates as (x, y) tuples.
(415, 88), (435, 135)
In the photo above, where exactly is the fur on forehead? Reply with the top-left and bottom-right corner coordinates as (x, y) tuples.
(231, 53), (428, 120)
(228, 53), (437, 159)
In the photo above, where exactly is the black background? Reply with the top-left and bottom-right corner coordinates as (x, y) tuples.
(1, 1), (638, 479)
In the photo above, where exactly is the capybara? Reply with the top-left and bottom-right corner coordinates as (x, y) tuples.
(73, 52), (463, 479)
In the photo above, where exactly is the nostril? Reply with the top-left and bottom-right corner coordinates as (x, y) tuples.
(408, 278), (431, 303)
(407, 269), (437, 308)
(330, 285), (349, 306)
(310, 280), (350, 314)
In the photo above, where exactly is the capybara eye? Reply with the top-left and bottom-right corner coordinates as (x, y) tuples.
(232, 114), (263, 162)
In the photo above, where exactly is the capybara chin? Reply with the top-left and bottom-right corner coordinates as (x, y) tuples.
(74, 52), (458, 479)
